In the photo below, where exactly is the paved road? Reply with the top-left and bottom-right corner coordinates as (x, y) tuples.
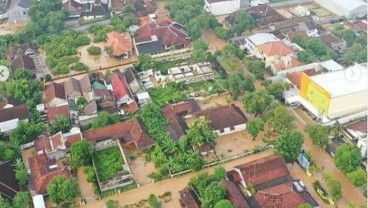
(78, 151), (275, 208)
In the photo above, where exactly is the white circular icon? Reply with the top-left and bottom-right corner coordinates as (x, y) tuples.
(344, 66), (361, 82)
(0, 65), (10, 82)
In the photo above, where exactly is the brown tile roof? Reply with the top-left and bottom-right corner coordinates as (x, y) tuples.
(162, 100), (201, 141)
(193, 104), (247, 132)
(44, 82), (66, 106)
(83, 120), (154, 150)
(93, 89), (112, 98)
(64, 133), (82, 149)
(346, 120), (367, 133)
(135, 22), (189, 46)
(79, 75), (91, 93)
(179, 188), (201, 208)
(246, 5), (285, 26)
(83, 100), (98, 115)
(34, 136), (52, 153)
(28, 154), (72, 195)
(286, 68), (316, 89)
(0, 103), (29, 122)
(319, 34), (339, 45)
(258, 41), (294, 57)
(111, 73), (139, 113)
(107, 32), (133, 56)
(11, 55), (36, 71)
(63, 0), (82, 15)
(50, 132), (64, 150)
(234, 155), (289, 186)
(111, 0), (123, 10)
(47, 105), (70, 122)
(275, 56), (301, 70)
(222, 180), (250, 208)
(344, 21), (367, 33)
(7, 43), (36, 60)
(287, 30), (308, 41)
(65, 78), (82, 97)
(0, 161), (20, 200)
(254, 187), (306, 208)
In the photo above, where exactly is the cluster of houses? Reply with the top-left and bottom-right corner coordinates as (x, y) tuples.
(179, 155), (319, 208)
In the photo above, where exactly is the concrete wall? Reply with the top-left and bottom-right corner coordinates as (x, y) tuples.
(215, 123), (247, 136)
(328, 90), (368, 119)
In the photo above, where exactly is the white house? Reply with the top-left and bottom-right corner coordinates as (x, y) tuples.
(244, 33), (279, 55)
(204, 0), (251, 16)
(298, 21), (319, 37)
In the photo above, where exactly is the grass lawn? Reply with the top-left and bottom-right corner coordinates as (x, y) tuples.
(94, 146), (124, 182)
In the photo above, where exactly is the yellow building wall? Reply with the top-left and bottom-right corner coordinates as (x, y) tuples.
(300, 73), (331, 115)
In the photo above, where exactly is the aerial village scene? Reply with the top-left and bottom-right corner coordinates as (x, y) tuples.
(0, 0), (367, 207)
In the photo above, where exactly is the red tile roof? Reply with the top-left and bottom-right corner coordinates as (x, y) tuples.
(83, 120), (154, 150)
(258, 41), (294, 57)
(319, 34), (339, 45)
(286, 68), (316, 89)
(135, 22), (189, 46)
(275, 56), (301, 70)
(44, 82), (66, 106)
(346, 120), (367, 133)
(222, 180), (250, 208)
(64, 133), (82, 149)
(287, 31), (308, 41)
(47, 105), (70, 122)
(111, 73), (139, 113)
(162, 100), (201, 141)
(107, 32), (133, 56)
(255, 181), (307, 208)
(234, 155), (289, 186)
(50, 132), (64, 150)
(28, 154), (72, 195)
(193, 104), (248, 132)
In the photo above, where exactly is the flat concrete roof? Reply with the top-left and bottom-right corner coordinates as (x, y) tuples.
(311, 63), (368, 98)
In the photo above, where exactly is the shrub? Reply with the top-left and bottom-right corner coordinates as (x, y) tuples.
(70, 62), (89, 71)
(87, 46), (101, 55)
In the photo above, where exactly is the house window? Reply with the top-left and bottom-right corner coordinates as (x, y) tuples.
(23, 11), (26, 15)
(230, 126), (235, 131)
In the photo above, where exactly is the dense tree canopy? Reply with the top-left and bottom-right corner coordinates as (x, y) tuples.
(347, 169), (367, 187)
(242, 90), (273, 116)
(265, 82), (289, 101)
(204, 181), (227, 207)
(342, 43), (367, 65)
(228, 70), (255, 99)
(323, 172), (342, 201)
(307, 124), (330, 148)
(267, 105), (294, 132)
(186, 117), (217, 147)
(47, 176), (79, 205)
(293, 35), (337, 63)
(243, 57), (264, 80)
(49, 116), (72, 135)
(12, 192), (32, 208)
(334, 144), (362, 173)
(214, 199), (234, 208)
(275, 130), (304, 161)
(9, 121), (44, 145)
(192, 40), (212, 63)
(90, 112), (120, 130)
(15, 159), (28, 187)
(70, 140), (94, 169)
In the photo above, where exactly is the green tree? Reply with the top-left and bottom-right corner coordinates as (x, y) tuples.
(247, 118), (264, 140)
(9, 121), (44, 145)
(307, 124), (330, 148)
(334, 144), (362, 173)
(214, 199), (234, 208)
(0, 196), (11, 208)
(275, 130), (304, 161)
(214, 27), (231, 40)
(49, 115), (72, 134)
(297, 51), (317, 64)
(91, 112), (120, 129)
(230, 11), (254, 35)
(77, 96), (88, 107)
(243, 90), (273, 116)
(186, 117), (217, 147)
(323, 172), (342, 201)
(105, 200), (119, 208)
(136, 54), (156, 71)
(15, 159), (28, 187)
(13, 192), (32, 208)
(342, 43), (367, 65)
(70, 140), (94, 168)
(267, 105), (294, 132)
(87, 46), (102, 56)
(265, 82), (289, 101)
(192, 40), (212, 62)
(243, 57), (264, 80)
(148, 194), (161, 208)
(47, 176), (79, 205)
(347, 169), (367, 187)
(214, 166), (226, 181)
(228, 70), (255, 99)
(204, 181), (227, 207)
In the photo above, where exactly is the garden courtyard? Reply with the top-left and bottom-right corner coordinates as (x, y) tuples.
(93, 146), (126, 183)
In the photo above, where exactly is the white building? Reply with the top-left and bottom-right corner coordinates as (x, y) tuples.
(204, 0), (251, 16)
(314, 0), (367, 19)
(244, 33), (279, 55)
